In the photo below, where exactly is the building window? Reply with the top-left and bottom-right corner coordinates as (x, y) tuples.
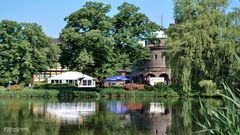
(69, 80), (73, 84)
(51, 80), (54, 84)
(88, 80), (92, 86)
(145, 40), (149, 46)
(83, 80), (87, 86)
(154, 54), (157, 60)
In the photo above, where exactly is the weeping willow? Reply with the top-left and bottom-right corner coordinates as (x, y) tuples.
(166, 0), (240, 95)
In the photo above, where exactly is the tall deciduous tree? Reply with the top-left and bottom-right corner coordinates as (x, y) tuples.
(60, 2), (116, 80)
(60, 2), (160, 79)
(112, 2), (160, 68)
(166, 0), (240, 95)
(0, 20), (59, 84)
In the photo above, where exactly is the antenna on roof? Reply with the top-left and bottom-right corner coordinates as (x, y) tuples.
(161, 14), (163, 29)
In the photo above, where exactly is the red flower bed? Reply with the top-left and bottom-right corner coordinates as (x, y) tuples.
(123, 83), (144, 91)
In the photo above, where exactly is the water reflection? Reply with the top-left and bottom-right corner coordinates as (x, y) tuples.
(106, 101), (144, 114)
(150, 102), (165, 114)
(32, 101), (171, 134)
(106, 101), (171, 135)
(127, 102), (171, 135)
(0, 98), (222, 135)
(33, 102), (97, 125)
(107, 101), (128, 114)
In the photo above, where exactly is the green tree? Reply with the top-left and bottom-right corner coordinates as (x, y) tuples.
(0, 20), (59, 84)
(112, 2), (160, 68)
(60, 2), (160, 79)
(60, 2), (116, 80)
(166, 0), (240, 95)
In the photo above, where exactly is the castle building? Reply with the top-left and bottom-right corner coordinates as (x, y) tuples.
(129, 30), (171, 85)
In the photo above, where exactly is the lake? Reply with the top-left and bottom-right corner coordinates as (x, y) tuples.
(0, 98), (221, 135)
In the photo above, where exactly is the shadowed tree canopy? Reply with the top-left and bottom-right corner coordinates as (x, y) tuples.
(60, 2), (160, 80)
(166, 0), (240, 95)
(0, 20), (60, 84)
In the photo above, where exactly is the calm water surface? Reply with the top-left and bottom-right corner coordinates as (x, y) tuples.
(0, 98), (221, 135)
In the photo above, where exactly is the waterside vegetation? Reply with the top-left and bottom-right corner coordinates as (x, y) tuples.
(0, 83), (223, 99)
(166, 0), (240, 96)
(197, 84), (240, 135)
(0, 83), (181, 98)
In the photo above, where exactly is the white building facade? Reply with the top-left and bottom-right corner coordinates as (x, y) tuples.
(47, 71), (96, 88)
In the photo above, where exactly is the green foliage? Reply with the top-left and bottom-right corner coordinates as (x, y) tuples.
(198, 80), (219, 96)
(197, 42), (240, 134)
(145, 83), (179, 97)
(0, 20), (60, 84)
(0, 88), (59, 98)
(74, 48), (94, 70)
(166, 0), (240, 94)
(60, 2), (160, 80)
(99, 86), (179, 98)
(60, 2), (116, 80)
(73, 91), (99, 98)
(197, 84), (240, 135)
(86, 112), (122, 129)
(112, 2), (160, 68)
(33, 83), (99, 98)
(99, 88), (128, 98)
(33, 83), (80, 91)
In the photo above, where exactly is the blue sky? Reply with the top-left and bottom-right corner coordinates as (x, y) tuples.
(0, 0), (239, 38)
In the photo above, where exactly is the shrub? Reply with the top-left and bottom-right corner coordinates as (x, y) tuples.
(33, 83), (78, 90)
(198, 80), (219, 96)
(98, 87), (179, 98)
(0, 86), (4, 90)
(8, 84), (24, 91)
(99, 88), (127, 98)
(73, 91), (99, 98)
(144, 83), (179, 97)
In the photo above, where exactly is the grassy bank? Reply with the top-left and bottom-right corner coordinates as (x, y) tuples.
(99, 87), (179, 98)
(0, 83), (180, 99)
(0, 84), (99, 98)
(0, 88), (59, 98)
(0, 88), (100, 98)
(0, 83), (220, 99)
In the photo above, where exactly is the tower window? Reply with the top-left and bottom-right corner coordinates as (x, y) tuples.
(154, 54), (157, 60)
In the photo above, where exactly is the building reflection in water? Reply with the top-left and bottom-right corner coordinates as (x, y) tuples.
(32, 101), (171, 134)
(32, 102), (97, 125)
(129, 102), (172, 135)
(106, 101), (171, 135)
(150, 102), (165, 114)
(106, 101), (127, 114)
(106, 101), (144, 114)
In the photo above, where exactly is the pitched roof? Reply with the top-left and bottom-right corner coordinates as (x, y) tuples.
(48, 71), (94, 80)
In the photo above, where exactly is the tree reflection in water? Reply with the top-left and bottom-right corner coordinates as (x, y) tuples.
(0, 98), (222, 135)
